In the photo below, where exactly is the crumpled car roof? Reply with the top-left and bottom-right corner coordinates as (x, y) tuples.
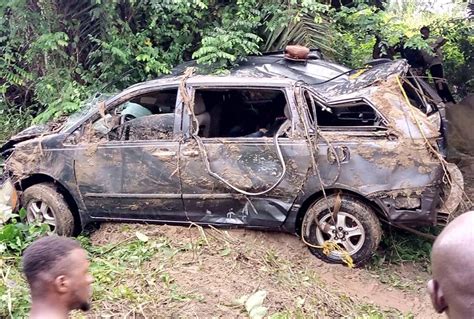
(170, 55), (408, 97)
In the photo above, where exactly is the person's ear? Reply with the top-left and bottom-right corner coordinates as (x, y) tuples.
(54, 275), (70, 294)
(427, 279), (448, 313)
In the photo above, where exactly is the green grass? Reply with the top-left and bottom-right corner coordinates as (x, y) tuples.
(0, 223), (419, 318)
(366, 226), (442, 292)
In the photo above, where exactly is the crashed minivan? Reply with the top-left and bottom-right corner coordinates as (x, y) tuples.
(0, 51), (464, 265)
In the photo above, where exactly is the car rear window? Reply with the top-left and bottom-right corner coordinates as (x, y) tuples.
(304, 91), (386, 130)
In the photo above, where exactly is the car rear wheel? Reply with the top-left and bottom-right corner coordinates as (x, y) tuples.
(302, 193), (382, 266)
(22, 183), (75, 236)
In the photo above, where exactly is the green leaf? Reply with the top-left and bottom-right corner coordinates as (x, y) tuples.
(220, 247), (231, 256)
(18, 208), (27, 219)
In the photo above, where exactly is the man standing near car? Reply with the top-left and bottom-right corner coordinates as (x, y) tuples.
(22, 236), (94, 319)
(428, 211), (474, 318)
(420, 26), (455, 103)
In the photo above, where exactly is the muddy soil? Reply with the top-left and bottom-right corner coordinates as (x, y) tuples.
(87, 156), (474, 318)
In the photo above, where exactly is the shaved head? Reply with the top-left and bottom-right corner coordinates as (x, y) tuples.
(428, 211), (474, 318)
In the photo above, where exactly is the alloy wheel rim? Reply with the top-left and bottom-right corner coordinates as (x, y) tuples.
(26, 200), (56, 230)
(315, 211), (365, 257)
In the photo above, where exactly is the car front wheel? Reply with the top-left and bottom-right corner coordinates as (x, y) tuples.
(302, 193), (382, 266)
(22, 183), (75, 236)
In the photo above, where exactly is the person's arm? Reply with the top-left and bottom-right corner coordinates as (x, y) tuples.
(432, 37), (447, 51)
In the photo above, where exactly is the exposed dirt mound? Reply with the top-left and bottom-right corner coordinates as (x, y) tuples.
(446, 95), (474, 156)
(83, 157), (474, 318)
(89, 223), (441, 318)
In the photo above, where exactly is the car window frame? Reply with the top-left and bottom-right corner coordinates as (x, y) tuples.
(301, 87), (389, 133)
(181, 83), (298, 140)
(64, 84), (183, 144)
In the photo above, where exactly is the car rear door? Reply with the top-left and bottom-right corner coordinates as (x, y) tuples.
(177, 81), (312, 227)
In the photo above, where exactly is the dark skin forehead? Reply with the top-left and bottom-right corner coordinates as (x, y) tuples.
(62, 249), (89, 277)
(47, 248), (89, 281)
(431, 212), (474, 294)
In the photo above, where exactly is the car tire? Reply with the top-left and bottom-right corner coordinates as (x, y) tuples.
(302, 193), (382, 266)
(22, 183), (75, 236)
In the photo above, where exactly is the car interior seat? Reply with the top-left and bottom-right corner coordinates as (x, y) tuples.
(194, 93), (211, 137)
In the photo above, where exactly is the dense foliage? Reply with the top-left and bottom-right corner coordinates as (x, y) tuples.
(333, 1), (473, 96)
(0, 0), (472, 138)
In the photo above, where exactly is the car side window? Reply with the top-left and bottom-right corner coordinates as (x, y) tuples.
(80, 89), (178, 143)
(190, 88), (290, 138)
(304, 90), (386, 131)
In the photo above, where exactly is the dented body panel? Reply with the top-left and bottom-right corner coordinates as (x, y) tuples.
(179, 138), (311, 226)
(0, 58), (464, 232)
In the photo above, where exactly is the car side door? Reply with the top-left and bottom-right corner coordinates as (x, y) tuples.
(302, 88), (426, 194)
(71, 85), (184, 220)
(178, 81), (312, 227)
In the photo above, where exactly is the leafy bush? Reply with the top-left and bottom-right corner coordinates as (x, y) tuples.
(0, 209), (50, 256)
(331, 2), (472, 97)
(0, 0), (471, 129)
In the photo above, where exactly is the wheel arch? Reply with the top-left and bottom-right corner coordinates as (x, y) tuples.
(294, 188), (387, 236)
(16, 173), (82, 235)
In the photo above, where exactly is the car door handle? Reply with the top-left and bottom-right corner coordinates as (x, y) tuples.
(152, 150), (176, 157)
(182, 150), (199, 157)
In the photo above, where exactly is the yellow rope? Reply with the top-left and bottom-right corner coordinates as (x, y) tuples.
(349, 68), (368, 80)
(301, 228), (355, 268)
(395, 75), (472, 209)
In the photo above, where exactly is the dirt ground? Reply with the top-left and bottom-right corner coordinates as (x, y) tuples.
(81, 156), (473, 318)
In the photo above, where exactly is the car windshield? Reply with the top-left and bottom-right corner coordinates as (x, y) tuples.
(61, 93), (111, 132)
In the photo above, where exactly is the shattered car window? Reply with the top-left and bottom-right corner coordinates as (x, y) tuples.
(115, 114), (175, 141)
(191, 88), (289, 138)
(316, 103), (381, 127)
(304, 91), (385, 129)
(61, 94), (111, 132)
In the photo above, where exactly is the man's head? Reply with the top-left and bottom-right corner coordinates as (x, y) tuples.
(420, 26), (430, 39)
(22, 236), (93, 312)
(428, 211), (474, 318)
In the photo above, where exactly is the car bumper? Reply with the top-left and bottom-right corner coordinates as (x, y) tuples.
(374, 163), (464, 226)
(437, 163), (464, 224)
(0, 178), (18, 224)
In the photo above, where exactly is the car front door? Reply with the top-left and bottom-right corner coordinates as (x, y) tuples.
(72, 85), (184, 221)
(178, 82), (312, 227)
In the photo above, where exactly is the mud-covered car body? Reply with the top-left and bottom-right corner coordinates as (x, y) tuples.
(0, 57), (463, 238)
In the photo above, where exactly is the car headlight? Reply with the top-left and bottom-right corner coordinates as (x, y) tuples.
(0, 179), (18, 224)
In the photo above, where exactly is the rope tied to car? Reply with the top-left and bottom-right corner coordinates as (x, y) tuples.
(396, 75), (472, 211)
(178, 67), (288, 196)
(178, 68), (354, 266)
(290, 82), (356, 267)
(299, 191), (355, 268)
(301, 235), (355, 268)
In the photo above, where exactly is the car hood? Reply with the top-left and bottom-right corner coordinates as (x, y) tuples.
(0, 94), (108, 157)
(0, 124), (56, 157)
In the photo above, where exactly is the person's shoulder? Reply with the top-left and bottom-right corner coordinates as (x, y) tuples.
(30, 311), (67, 319)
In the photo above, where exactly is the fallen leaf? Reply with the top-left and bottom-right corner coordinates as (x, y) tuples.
(135, 231), (149, 242)
(245, 290), (267, 313)
(249, 306), (268, 319)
